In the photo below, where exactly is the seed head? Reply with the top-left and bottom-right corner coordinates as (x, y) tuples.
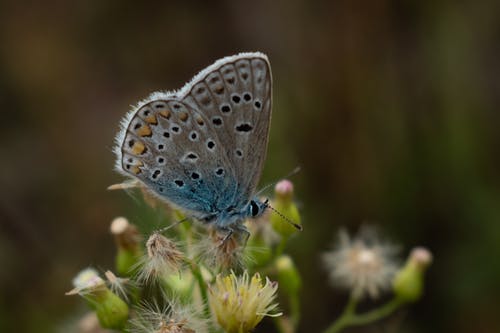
(322, 227), (399, 299)
(128, 300), (207, 333)
(136, 232), (184, 284)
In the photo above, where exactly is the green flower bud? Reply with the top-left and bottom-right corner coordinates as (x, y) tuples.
(91, 288), (129, 330)
(110, 217), (143, 276)
(275, 255), (301, 295)
(69, 268), (129, 330)
(270, 180), (301, 238)
(393, 247), (433, 303)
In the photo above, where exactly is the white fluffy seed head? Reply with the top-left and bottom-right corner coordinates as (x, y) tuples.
(322, 227), (399, 299)
(135, 232), (184, 284)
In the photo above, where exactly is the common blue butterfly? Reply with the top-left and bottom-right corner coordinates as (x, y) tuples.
(114, 52), (272, 238)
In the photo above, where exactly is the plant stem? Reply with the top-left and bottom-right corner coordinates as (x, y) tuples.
(275, 238), (288, 258)
(323, 292), (358, 333)
(349, 297), (403, 326)
(273, 316), (288, 333)
(290, 290), (301, 329)
(188, 261), (211, 318)
(323, 295), (403, 333)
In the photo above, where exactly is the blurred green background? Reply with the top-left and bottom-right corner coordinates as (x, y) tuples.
(1, 0), (499, 332)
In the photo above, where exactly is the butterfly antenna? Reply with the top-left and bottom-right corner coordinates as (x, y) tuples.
(256, 166), (301, 197)
(264, 201), (303, 231)
(157, 217), (190, 234)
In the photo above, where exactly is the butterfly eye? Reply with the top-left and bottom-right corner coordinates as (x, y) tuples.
(250, 200), (260, 217)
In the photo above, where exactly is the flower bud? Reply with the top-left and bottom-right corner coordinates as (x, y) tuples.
(110, 217), (143, 276)
(92, 288), (129, 329)
(275, 255), (301, 296)
(275, 179), (294, 203)
(69, 268), (129, 330)
(270, 180), (301, 238)
(393, 247), (433, 303)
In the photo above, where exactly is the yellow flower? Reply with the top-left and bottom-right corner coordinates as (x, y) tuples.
(208, 271), (281, 333)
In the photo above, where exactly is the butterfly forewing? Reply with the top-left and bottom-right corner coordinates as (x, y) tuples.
(182, 54), (272, 206)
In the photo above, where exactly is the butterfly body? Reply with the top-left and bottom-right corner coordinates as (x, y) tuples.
(114, 52), (272, 233)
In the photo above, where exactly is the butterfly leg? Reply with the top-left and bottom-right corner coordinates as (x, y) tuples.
(218, 224), (249, 247)
(219, 227), (234, 245)
(219, 226), (247, 244)
(240, 228), (250, 248)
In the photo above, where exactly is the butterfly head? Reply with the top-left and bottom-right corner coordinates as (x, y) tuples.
(247, 197), (268, 219)
(210, 197), (268, 229)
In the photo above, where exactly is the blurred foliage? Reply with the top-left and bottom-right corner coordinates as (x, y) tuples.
(1, 0), (499, 332)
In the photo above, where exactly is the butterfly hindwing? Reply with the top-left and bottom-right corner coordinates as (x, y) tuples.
(119, 99), (234, 217)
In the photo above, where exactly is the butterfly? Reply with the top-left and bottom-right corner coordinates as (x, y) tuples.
(114, 52), (272, 238)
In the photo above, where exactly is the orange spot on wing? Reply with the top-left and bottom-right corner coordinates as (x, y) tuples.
(145, 114), (158, 125)
(196, 116), (204, 126)
(131, 141), (146, 155)
(178, 112), (189, 122)
(160, 109), (171, 119)
(131, 161), (143, 174)
(131, 166), (141, 174)
(137, 125), (152, 137)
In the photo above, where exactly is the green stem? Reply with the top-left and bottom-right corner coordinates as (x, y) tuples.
(188, 261), (211, 318)
(273, 316), (288, 333)
(348, 297), (403, 326)
(290, 291), (301, 329)
(275, 238), (288, 258)
(323, 295), (403, 333)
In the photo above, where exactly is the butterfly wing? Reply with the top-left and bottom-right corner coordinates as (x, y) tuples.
(115, 52), (272, 219)
(180, 53), (272, 207)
